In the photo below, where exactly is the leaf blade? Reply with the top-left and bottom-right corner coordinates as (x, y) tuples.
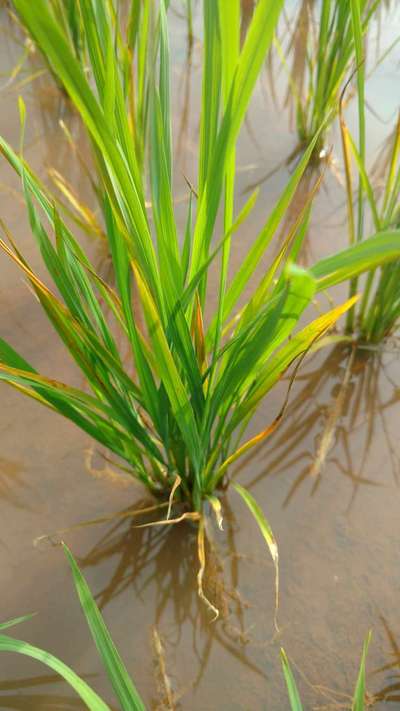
(63, 545), (146, 711)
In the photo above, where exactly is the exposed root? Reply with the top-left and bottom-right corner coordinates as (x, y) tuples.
(167, 475), (182, 520)
(133, 511), (200, 529)
(197, 518), (219, 621)
(33, 501), (170, 548)
(207, 494), (224, 530)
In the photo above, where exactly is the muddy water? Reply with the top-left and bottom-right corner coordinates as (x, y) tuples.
(1, 2), (400, 710)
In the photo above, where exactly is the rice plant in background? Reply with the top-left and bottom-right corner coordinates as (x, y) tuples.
(0, 545), (372, 710)
(341, 99), (400, 340)
(1, 0), (400, 603)
(343, 114), (400, 341)
(11, 0), (154, 237)
(277, 0), (383, 156)
(339, 2), (400, 342)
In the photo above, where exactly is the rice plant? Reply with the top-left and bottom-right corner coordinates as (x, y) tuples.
(341, 109), (400, 340)
(0, 545), (373, 710)
(278, 0), (383, 156)
(1, 0), (400, 597)
(339, 4), (400, 341)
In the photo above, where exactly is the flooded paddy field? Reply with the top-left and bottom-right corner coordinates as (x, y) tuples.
(0, 2), (400, 709)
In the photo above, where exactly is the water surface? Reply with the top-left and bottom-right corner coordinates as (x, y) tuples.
(0, 3), (400, 709)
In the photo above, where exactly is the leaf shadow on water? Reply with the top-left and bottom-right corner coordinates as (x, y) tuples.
(310, 614), (400, 708)
(233, 343), (400, 512)
(0, 455), (34, 513)
(369, 618), (400, 705)
(0, 673), (104, 711)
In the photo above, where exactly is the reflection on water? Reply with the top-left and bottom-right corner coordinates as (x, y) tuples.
(0, 671), (102, 711)
(78, 498), (269, 695)
(0, 456), (32, 510)
(243, 345), (400, 509)
(0, 691), (85, 711)
(370, 617), (400, 705)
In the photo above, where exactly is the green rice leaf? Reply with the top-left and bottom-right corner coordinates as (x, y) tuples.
(13, 0), (161, 302)
(198, 0), (221, 196)
(0, 614), (36, 631)
(207, 127), (323, 344)
(227, 265), (316, 401)
(230, 296), (358, 429)
(0, 337), (36, 373)
(352, 632), (371, 711)
(233, 483), (279, 628)
(233, 484), (277, 564)
(311, 231), (400, 291)
(190, 0), (284, 285)
(0, 635), (112, 711)
(63, 545), (146, 711)
(132, 263), (202, 473)
(280, 649), (303, 711)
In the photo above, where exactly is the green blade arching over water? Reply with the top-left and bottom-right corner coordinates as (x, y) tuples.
(64, 545), (146, 711)
(0, 635), (112, 711)
(311, 231), (400, 290)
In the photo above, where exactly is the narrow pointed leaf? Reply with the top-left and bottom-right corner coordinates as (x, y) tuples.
(281, 649), (303, 711)
(0, 635), (112, 711)
(64, 545), (146, 711)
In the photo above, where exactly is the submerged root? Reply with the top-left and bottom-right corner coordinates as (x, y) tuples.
(309, 347), (355, 481)
(34, 484), (245, 630)
(196, 514), (251, 627)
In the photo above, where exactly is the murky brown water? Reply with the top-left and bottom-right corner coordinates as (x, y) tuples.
(1, 2), (400, 709)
